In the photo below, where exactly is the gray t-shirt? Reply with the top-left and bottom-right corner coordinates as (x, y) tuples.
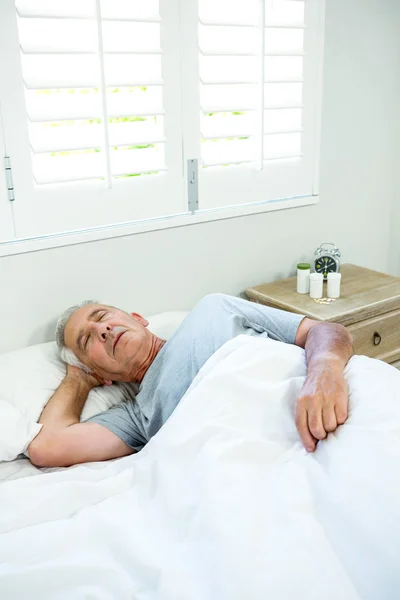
(87, 293), (304, 451)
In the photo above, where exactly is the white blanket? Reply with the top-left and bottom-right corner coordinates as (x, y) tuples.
(1, 335), (400, 600)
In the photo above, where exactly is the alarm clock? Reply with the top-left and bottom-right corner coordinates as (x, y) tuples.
(314, 243), (341, 280)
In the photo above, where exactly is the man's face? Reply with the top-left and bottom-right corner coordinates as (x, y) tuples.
(64, 303), (153, 382)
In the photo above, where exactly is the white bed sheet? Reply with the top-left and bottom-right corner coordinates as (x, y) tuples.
(0, 456), (43, 481)
(1, 335), (400, 600)
(0, 455), (120, 482)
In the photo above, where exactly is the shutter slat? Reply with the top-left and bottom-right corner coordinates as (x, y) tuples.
(201, 113), (253, 139)
(199, 0), (305, 27)
(22, 55), (100, 88)
(201, 131), (302, 165)
(107, 88), (164, 118)
(264, 82), (303, 106)
(200, 82), (257, 112)
(201, 109), (303, 138)
(26, 88), (164, 122)
(22, 49), (163, 56)
(201, 138), (254, 166)
(101, 0), (160, 22)
(29, 121), (165, 153)
(199, 0), (257, 27)
(201, 104), (303, 113)
(103, 21), (161, 53)
(199, 19), (256, 28)
(110, 146), (166, 176)
(26, 90), (102, 121)
(104, 55), (163, 86)
(17, 14), (161, 24)
(200, 56), (257, 84)
(264, 108), (302, 132)
(265, 1), (305, 26)
(30, 123), (102, 153)
(110, 122), (165, 147)
(16, 0), (95, 19)
(202, 77), (303, 85)
(200, 82), (256, 111)
(33, 152), (103, 184)
(200, 50), (305, 57)
(200, 55), (303, 85)
(32, 145), (166, 184)
(18, 17), (96, 53)
(22, 54), (163, 88)
(200, 19), (305, 29)
(201, 116), (303, 140)
(263, 153), (302, 162)
(199, 24), (257, 55)
(264, 132), (302, 159)
(200, 83), (303, 112)
(16, 0), (160, 21)
(18, 18), (161, 54)
(199, 26), (303, 56)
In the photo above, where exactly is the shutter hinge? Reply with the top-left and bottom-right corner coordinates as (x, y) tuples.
(187, 159), (198, 213)
(4, 155), (15, 202)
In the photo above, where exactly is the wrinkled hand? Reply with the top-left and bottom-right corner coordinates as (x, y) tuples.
(66, 364), (110, 390)
(295, 363), (349, 452)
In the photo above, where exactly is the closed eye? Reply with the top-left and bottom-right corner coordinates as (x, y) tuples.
(98, 311), (108, 321)
(84, 333), (90, 350)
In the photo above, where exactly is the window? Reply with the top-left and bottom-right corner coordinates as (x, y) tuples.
(0, 0), (324, 242)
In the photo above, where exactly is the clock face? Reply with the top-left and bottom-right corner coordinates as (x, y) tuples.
(315, 255), (337, 278)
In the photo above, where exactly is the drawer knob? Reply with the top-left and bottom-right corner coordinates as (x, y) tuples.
(373, 331), (382, 346)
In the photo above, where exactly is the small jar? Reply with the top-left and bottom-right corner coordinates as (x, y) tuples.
(297, 263), (310, 294)
(309, 272), (323, 299)
(327, 272), (341, 298)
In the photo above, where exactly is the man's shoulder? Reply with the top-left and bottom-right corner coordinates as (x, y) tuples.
(193, 293), (236, 312)
(169, 293), (234, 340)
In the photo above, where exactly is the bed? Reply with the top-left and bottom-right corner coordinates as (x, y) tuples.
(1, 335), (400, 600)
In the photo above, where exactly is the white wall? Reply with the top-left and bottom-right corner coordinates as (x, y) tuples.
(389, 0), (400, 276)
(0, 0), (399, 353)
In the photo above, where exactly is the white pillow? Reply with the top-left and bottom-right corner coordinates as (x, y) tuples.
(146, 311), (189, 340)
(0, 311), (189, 462)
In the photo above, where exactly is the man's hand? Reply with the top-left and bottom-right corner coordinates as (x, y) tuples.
(294, 319), (353, 452)
(295, 360), (349, 452)
(65, 364), (109, 390)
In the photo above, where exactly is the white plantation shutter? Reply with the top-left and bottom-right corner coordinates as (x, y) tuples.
(181, 0), (323, 211)
(0, 0), (324, 242)
(0, 0), (184, 237)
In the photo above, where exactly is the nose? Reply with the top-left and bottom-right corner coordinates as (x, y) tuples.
(100, 325), (112, 342)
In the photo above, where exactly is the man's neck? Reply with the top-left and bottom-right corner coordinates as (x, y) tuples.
(133, 337), (166, 383)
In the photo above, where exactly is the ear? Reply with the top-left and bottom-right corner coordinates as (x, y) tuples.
(91, 372), (113, 387)
(130, 312), (149, 328)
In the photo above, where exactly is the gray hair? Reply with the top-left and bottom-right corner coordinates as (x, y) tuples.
(55, 300), (99, 373)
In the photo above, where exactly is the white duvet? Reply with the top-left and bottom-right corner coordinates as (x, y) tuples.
(1, 335), (400, 600)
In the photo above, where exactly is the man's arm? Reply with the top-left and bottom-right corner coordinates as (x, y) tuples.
(37, 366), (99, 429)
(294, 318), (353, 452)
(28, 366), (134, 467)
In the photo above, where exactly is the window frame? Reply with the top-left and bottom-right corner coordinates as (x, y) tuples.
(0, 0), (325, 256)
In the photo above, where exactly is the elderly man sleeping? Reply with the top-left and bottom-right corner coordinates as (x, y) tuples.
(28, 294), (353, 467)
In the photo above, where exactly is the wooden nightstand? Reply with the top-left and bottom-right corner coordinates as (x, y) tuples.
(245, 264), (400, 367)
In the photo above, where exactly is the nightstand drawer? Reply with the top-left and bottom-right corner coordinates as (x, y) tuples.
(347, 309), (400, 362)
